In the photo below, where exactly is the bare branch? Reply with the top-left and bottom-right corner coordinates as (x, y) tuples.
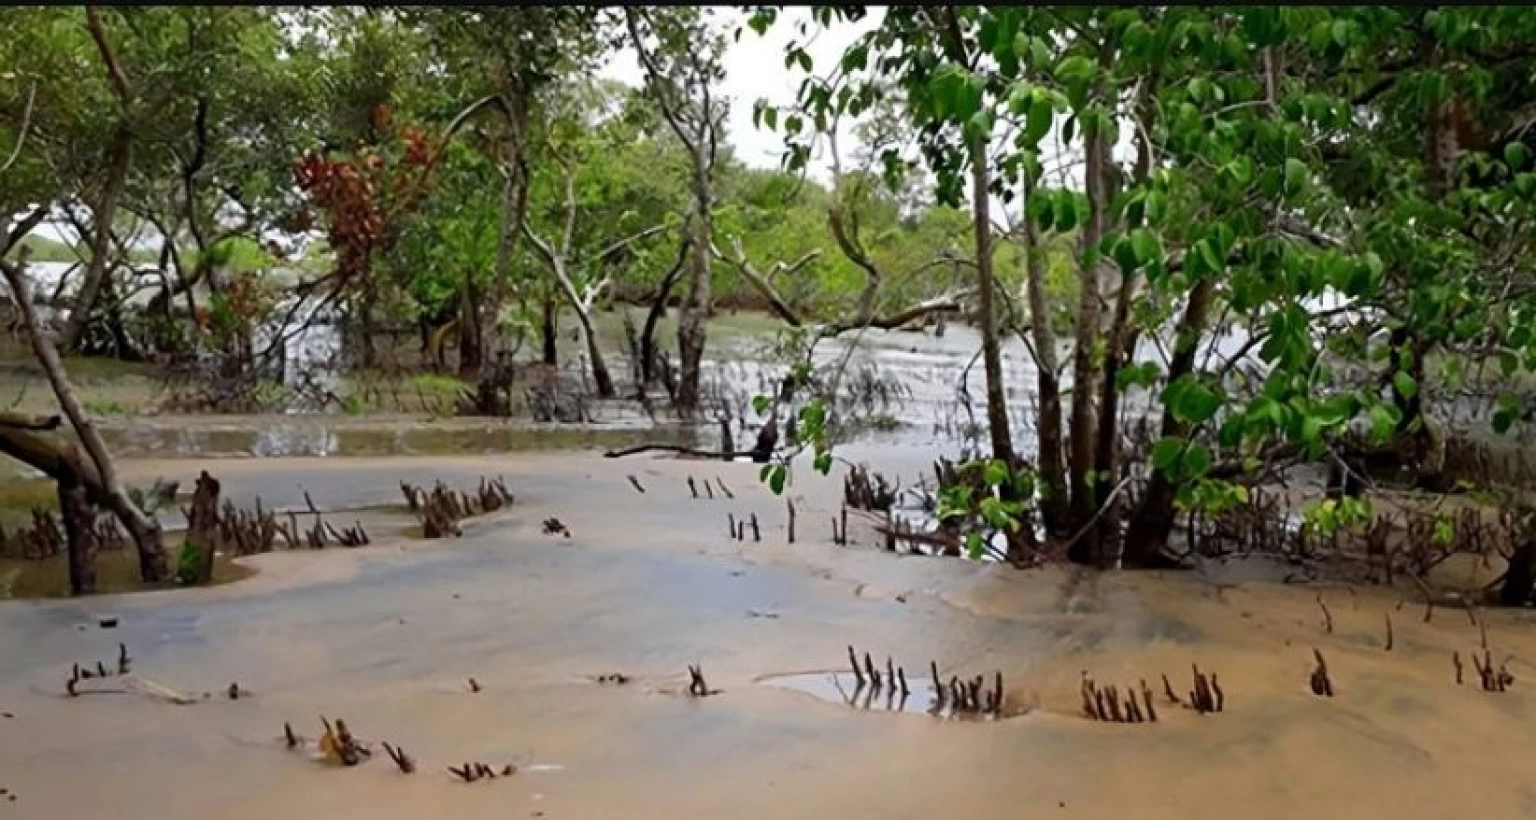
(3, 204), (51, 257)
(0, 81), (37, 177)
(711, 236), (820, 325)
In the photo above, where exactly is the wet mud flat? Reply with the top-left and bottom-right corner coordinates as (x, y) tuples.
(3, 454), (1536, 819)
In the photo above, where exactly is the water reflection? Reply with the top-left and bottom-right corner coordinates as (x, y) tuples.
(94, 422), (708, 460)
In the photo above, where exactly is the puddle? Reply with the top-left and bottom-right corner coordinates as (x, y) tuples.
(0, 546), (254, 600)
(757, 672), (1028, 721)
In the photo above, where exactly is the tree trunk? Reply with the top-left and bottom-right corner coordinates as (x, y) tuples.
(1021, 171), (1069, 536)
(579, 311), (615, 399)
(675, 163), (714, 414)
(541, 288), (559, 366)
(641, 241), (688, 385)
(57, 453), (98, 596)
(62, 125), (133, 354)
(482, 94), (530, 365)
(1122, 279), (1215, 566)
(1067, 108), (1113, 565)
(0, 258), (169, 582)
(185, 471), (220, 585)
(457, 276), (484, 378)
(971, 137), (1013, 464)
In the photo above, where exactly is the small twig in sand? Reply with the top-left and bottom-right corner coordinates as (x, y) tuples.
(627, 475), (646, 494)
(1316, 594), (1333, 634)
(1453, 651), (1464, 685)
(715, 477), (734, 499)
(1384, 612), (1394, 651)
(467, 677), (482, 693)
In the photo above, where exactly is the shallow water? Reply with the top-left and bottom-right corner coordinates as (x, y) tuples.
(3, 453), (1536, 818)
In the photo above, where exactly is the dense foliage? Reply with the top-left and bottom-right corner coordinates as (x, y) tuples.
(3, 6), (1534, 569)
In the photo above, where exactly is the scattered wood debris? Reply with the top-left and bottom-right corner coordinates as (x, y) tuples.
(594, 673), (631, 685)
(541, 517), (571, 538)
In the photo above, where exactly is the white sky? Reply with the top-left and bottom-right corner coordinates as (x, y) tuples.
(599, 7), (885, 182)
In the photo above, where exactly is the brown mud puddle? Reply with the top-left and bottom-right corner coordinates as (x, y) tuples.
(0, 543), (254, 600)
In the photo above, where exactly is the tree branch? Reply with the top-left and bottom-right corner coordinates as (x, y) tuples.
(84, 7), (134, 110)
(711, 236), (819, 326)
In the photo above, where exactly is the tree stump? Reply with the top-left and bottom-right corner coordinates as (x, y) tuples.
(183, 471), (222, 585)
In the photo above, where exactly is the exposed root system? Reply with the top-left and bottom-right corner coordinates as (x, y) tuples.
(401, 476), (514, 539)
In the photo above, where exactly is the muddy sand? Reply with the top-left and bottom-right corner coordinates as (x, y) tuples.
(1, 452), (1534, 819)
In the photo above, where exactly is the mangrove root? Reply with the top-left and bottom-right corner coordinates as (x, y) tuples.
(381, 741), (416, 774)
(1309, 649), (1335, 698)
(687, 664), (719, 697)
(318, 716), (370, 766)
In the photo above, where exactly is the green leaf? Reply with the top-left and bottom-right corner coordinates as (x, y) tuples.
(1283, 158), (1308, 195)
(965, 532), (986, 561)
(1184, 443), (1212, 478)
(1054, 193), (1078, 232)
(1130, 228), (1161, 267)
(768, 464), (787, 495)
(1196, 239), (1222, 274)
(982, 459), (1009, 487)
(1151, 438), (1184, 474)
(1393, 371), (1419, 400)
(1164, 377), (1222, 425)
(1330, 19), (1350, 47)
(762, 106), (778, 131)
(1054, 55), (1096, 88)
(813, 451), (833, 475)
(1506, 142), (1529, 171)
(752, 394), (772, 415)
(1024, 93), (1053, 146)
(1367, 403), (1400, 442)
